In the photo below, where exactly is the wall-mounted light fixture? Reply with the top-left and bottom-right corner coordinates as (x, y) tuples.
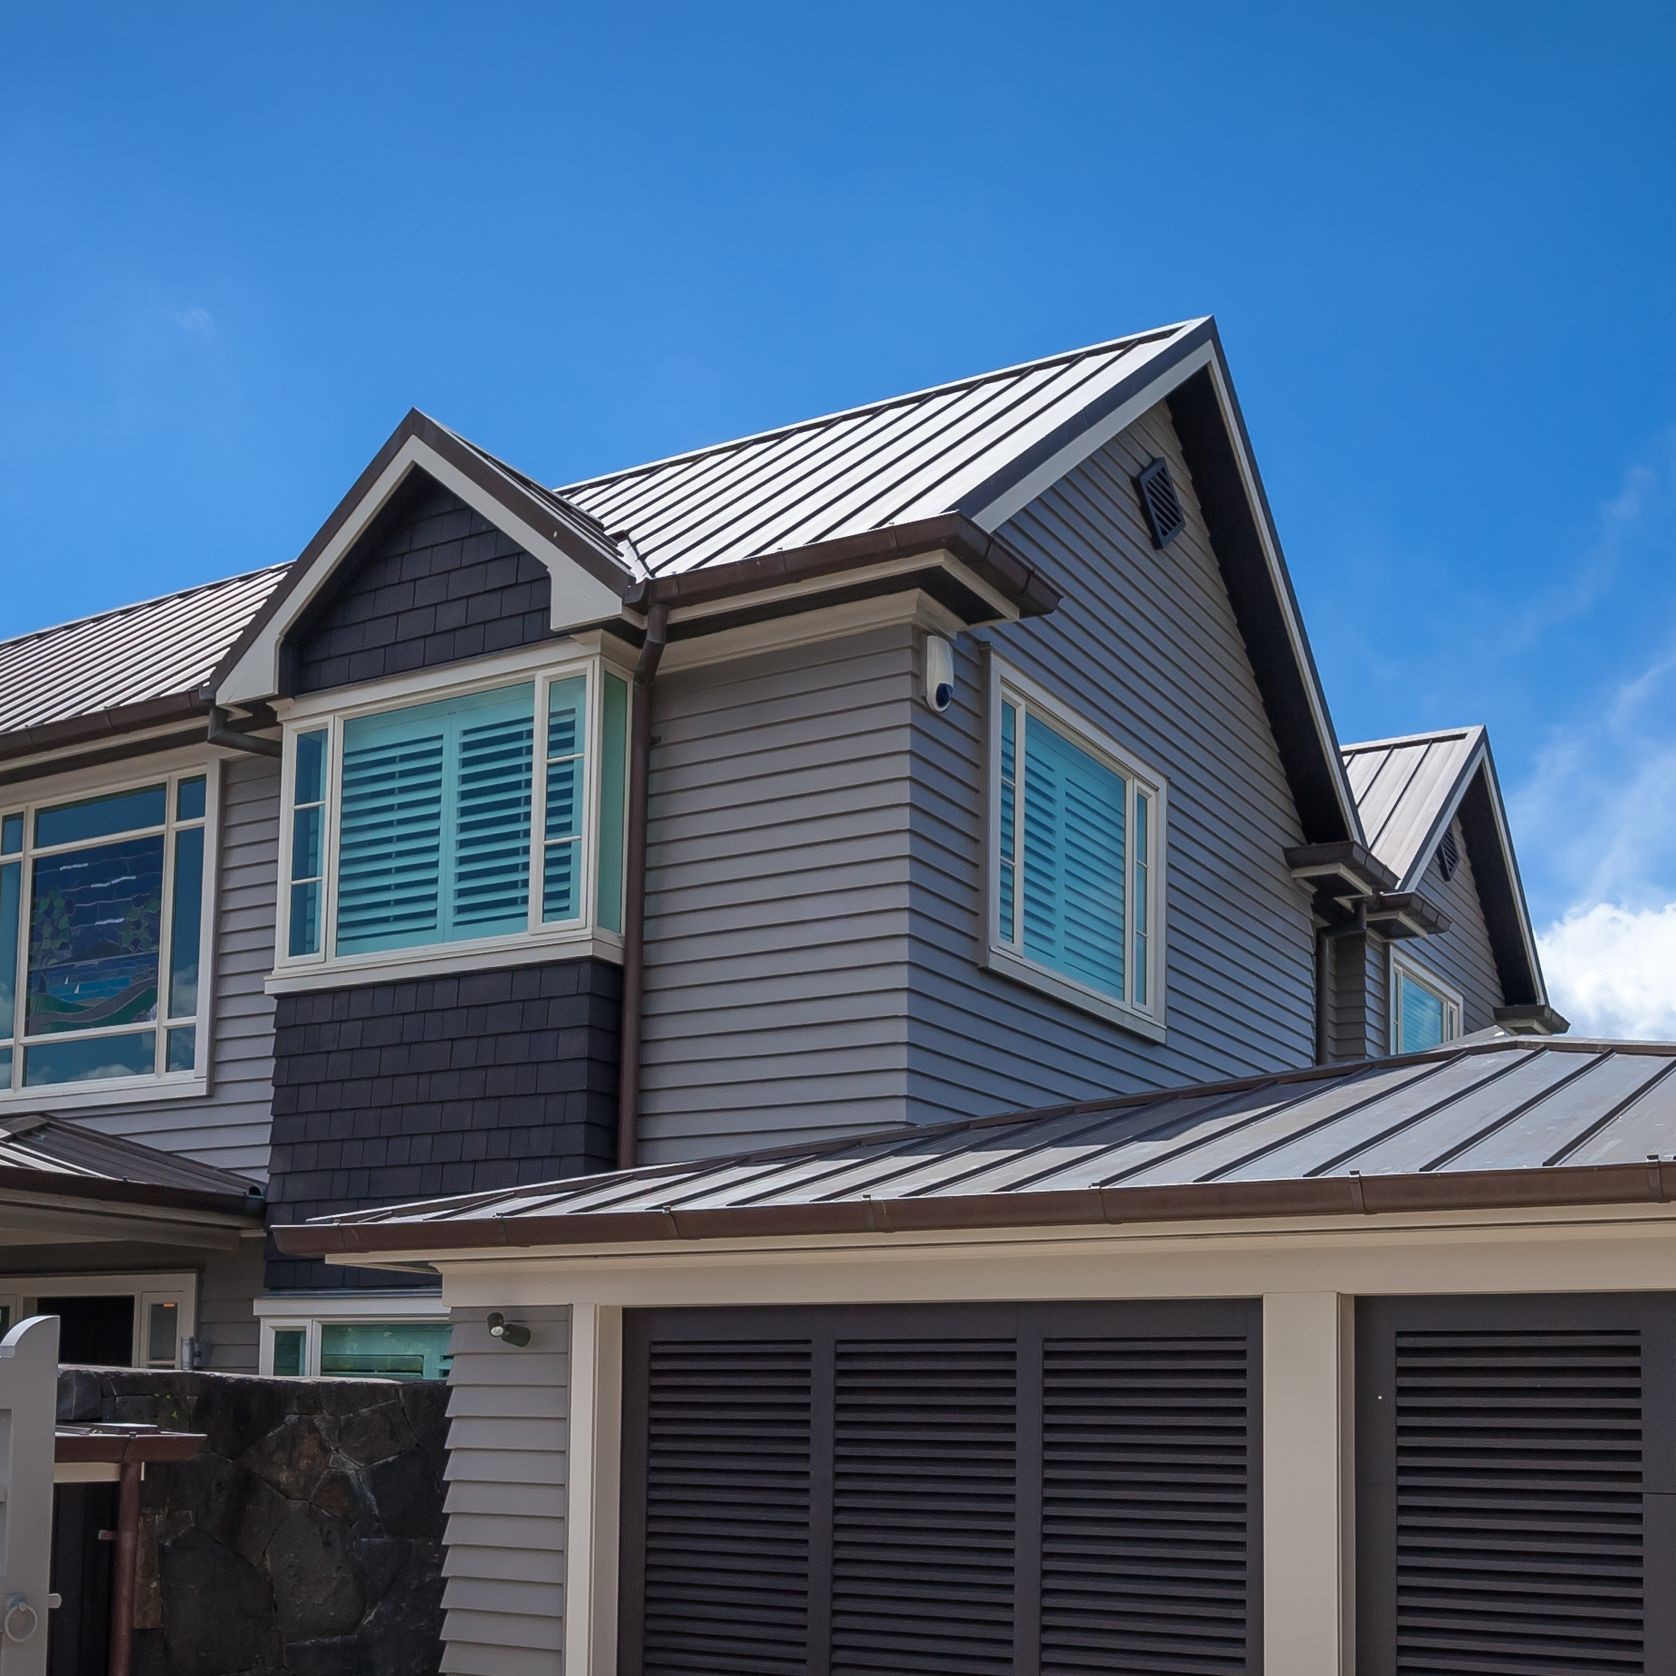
(486, 1311), (531, 1348)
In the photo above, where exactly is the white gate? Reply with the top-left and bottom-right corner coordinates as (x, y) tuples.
(0, 1318), (58, 1676)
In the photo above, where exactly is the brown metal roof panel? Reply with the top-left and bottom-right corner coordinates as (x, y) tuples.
(1306, 1047), (1594, 1177)
(1550, 1059), (1676, 1166)
(1192, 1050), (1524, 1184)
(1428, 1050), (1668, 1172)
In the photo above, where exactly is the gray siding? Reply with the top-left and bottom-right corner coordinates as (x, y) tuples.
(69, 752), (278, 1179)
(443, 1305), (569, 1676)
(1403, 821), (1506, 1035)
(637, 630), (916, 1162)
(1327, 932), (1374, 1063)
(906, 402), (1316, 1116)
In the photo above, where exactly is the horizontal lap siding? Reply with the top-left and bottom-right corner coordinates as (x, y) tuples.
(195, 1237), (264, 1372)
(443, 1306), (569, 1676)
(907, 403), (1315, 1116)
(68, 752), (278, 1178)
(1412, 829), (1505, 1033)
(638, 632), (916, 1162)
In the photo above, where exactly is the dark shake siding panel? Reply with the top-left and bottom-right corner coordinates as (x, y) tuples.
(906, 402), (1315, 1117)
(1410, 829), (1506, 1033)
(636, 630), (917, 1163)
(287, 478), (554, 694)
(442, 1306), (570, 1676)
(68, 752), (279, 1178)
(265, 960), (619, 1290)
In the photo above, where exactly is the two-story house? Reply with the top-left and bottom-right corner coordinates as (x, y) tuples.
(12, 316), (1622, 1676)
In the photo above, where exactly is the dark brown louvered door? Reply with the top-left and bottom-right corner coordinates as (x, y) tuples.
(619, 1302), (1262, 1676)
(1357, 1294), (1676, 1675)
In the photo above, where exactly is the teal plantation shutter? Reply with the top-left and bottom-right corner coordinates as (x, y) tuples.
(336, 683), (534, 956)
(1021, 714), (1127, 998)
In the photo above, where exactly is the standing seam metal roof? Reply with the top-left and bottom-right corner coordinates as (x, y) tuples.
(284, 1039), (1676, 1249)
(558, 324), (1193, 576)
(1342, 727), (1484, 887)
(0, 565), (289, 744)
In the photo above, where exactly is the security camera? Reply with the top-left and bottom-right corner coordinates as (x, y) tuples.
(925, 636), (956, 713)
(486, 1311), (531, 1348)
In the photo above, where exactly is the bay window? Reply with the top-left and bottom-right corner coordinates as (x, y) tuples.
(987, 660), (1165, 1034)
(0, 768), (212, 1096)
(277, 654), (630, 978)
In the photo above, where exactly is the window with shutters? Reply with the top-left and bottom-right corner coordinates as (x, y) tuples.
(987, 659), (1165, 1036)
(274, 652), (630, 982)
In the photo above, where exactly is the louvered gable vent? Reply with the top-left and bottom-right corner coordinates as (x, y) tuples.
(1438, 824), (1461, 882)
(1134, 457), (1186, 549)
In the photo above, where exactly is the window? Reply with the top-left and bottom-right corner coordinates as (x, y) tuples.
(988, 662), (1164, 1032)
(1390, 950), (1462, 1054)
(261, 1310), (451, 1380)
(277, 655), (630, 978)
(0, 1273), (194, 1367)
(0, 769), (212, 1096)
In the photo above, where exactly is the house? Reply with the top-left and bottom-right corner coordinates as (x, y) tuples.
(0, 314), (1591, 1670)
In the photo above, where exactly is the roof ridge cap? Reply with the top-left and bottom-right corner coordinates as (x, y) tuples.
(1342, 723), (1483, 754)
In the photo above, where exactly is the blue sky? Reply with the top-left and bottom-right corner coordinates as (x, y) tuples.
(3, 3), (1674, 1029)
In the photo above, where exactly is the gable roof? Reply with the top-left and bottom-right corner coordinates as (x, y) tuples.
(275, 1036), (1676, 1258)
(558, 322), (1200, 575)
(0, 564), (288, 764)
(1341, 724), (1551, 1012)
(2, 319), (1364, 845)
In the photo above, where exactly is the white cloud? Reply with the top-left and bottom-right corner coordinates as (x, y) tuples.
(172, 306), (215, 336)
(1540, 902), (1676, 1040)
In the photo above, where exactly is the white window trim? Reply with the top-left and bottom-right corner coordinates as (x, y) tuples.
(982, 656), (1167, 1041)
(0, 1270), (197, 1368)
(0, 754), (221, 1110)
(1389, 947), (1464, 1054)
(271, 644), (630, 993)
(256, 1293), (449, 1377)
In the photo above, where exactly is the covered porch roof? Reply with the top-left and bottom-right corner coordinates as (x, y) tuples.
(278, 1037), (1676, 1260)
(0, 1115), (262, 1250)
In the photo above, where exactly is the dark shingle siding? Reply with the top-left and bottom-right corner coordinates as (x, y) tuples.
(265, 957), (620, 1289)
(286, 479), (554, 695)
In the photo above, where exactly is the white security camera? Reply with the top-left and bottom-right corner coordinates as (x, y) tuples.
(925, 635), (955, 713)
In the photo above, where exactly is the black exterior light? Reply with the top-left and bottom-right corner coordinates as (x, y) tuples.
(486, 1311), (531, 1348)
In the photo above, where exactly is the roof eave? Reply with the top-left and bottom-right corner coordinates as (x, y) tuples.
(271, 1156), (1676, 1260)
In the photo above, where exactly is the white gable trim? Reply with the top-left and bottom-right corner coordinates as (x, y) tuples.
(216, 435), (627, 706)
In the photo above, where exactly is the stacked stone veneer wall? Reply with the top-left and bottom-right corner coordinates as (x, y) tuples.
(58, 1367), (447, 1676)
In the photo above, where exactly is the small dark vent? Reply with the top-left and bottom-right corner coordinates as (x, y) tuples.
(1438, 825), (1461, 882)
(1134, 458), (1186, 549)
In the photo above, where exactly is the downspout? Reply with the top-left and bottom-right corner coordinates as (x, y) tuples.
(106, 1458), (143, 1676)
(1314, 900), (1368, 1066)
(206, 705), (283, 758)
(616, 602), (669, 1170)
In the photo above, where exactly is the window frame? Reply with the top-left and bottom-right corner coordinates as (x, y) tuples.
(256, 1294), (450, 1379)
(271, 645), (631, 991)
(1389, 946), (1463, 1054)
(0, 755), (220, 1109)
(0, 1270), (197, 1368)
(983, 657), (1167, 1039)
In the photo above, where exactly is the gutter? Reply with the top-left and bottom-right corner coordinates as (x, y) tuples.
(615, 602), (669, 1169)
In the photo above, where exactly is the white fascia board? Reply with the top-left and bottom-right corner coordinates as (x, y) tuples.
(216, 436), (627, 706)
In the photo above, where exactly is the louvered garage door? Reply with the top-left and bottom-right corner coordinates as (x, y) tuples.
(1357, 1294), (1676, 1675)
(618, 1302), (1262, 1675)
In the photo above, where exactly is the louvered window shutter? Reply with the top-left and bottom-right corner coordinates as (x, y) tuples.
(335, 682), (533, 956)
(542, 675), (586, 923)
(1358, 1295), (1671, 1675)
(620, 1303), (1261, 1676)
(1021, 716), (1127, 997)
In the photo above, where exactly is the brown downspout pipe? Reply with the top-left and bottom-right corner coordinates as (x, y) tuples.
(106, 1458), (143, 1676)
(1314, 899), (1369, 1065)
(616, 602), (670, 1169)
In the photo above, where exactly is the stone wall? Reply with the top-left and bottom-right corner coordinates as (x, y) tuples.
(58, 1367), (448, 1676)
